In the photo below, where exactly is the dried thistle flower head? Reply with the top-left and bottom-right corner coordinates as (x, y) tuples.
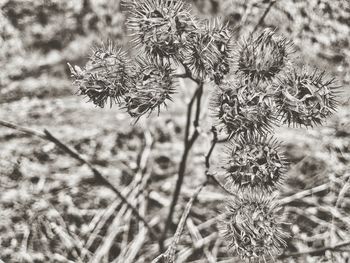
(181, 20), (234, 82)
(68, 42), (132, 108)
(210, 79), (276, 137)
(275, 67), (339, 127)
(124, 59), (176, 121)
(126, 0), (195, 60)
(236, 28), (294, 81)
(223, 134), (287, 191)
(220, 194), (288, 261)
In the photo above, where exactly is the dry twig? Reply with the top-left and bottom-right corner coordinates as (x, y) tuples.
(153, 182), (207, 263)
(0, 119), (158, 239)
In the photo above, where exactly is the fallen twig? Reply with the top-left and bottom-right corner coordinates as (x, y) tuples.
(279, 240), (350, 259)
(0, 119), (158, 239)
(279, 182), (331, 205)
(153, 182), (207, 263)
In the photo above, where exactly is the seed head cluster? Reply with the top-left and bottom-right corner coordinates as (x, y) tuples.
(68, 0), (339, 261)
(214, 29), (337, 260)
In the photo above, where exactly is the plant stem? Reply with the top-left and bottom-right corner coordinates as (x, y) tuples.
(205, 126), (218, 169)
(252, 0), (277, 34)
(204, 126), (237, 196)
(153, 181), (207, 263)
(159, 82), (204, 251)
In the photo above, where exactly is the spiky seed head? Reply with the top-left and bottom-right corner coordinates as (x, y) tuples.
(275, 67), (339, 127)
(220, 194), (289, 261)
(223, 134), (287, 191)
(210, 78), (276, 137)
(235, 28), (294, 82)
(124, 58), (176, 121)
(181, 20), (234, 82)
(125, 0), (195, 61)
(210, 22), (235, 84)
(69, 42), (132, 108)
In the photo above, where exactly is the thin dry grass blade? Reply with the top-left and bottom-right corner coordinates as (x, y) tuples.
(152, 182), (206, 263)
(89, 205), (128, 263)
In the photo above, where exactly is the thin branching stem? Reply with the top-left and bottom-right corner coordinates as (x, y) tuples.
(0, 120), (159, 240)
(177, 61), (201, 84)
(204, 126), (237, 196)
(159, 81), (204, 251)
(173, 73), (190, 79)
(205, 126), (218, 169)
(207, 173), (237, 197)
(184, 87), (201, 146)
(153, 181), (207, 262)
(252, 0), (277, 34)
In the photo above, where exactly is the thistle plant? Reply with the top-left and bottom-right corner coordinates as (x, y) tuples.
(68, 0), (339, 261)
(210, 78), (276, 137)
(221, 194), (289, 261)
(123, 58), (176, 120)
(235, 29), (294, 81)
(68, 42), (133, 108)
(275, 67), (338, 127)
(222, 134), (287, 192)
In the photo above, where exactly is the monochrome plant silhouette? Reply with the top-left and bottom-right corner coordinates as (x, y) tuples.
(68, 0), (339, 261)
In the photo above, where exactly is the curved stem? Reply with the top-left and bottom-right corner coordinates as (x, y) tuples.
(205, 126), (218, 169)
(159, 82), (204, 251)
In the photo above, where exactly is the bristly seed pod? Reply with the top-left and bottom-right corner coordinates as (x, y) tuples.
(181, 19), (234, 82)
(124, 58), (176, 121)
(275, 67), (339, 127)
(125, 0), (195, 61)
(68, 42), (132, 108)
(220, 194), (289, 261)
(210, 78), (277, 137)
(223, 134), (287, 191)
(235, 28), (294, 82)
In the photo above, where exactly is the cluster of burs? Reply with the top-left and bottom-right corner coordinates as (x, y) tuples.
(69, 0), (338, 261)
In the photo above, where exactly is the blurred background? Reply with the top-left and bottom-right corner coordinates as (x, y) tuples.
(0, 0), (349, 262)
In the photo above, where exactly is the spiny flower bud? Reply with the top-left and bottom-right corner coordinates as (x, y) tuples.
(275, 67), (339, 127)
(181, 20), (234, 82)
(68, 42), (132, 108)
(235, 28), (294, 81)
(210, 78), (276, 137)
(125, 0), (195, 60)
(124, 59), (176, 121)
(220, 194), (288, 261)
(223, 134), (287, 191)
